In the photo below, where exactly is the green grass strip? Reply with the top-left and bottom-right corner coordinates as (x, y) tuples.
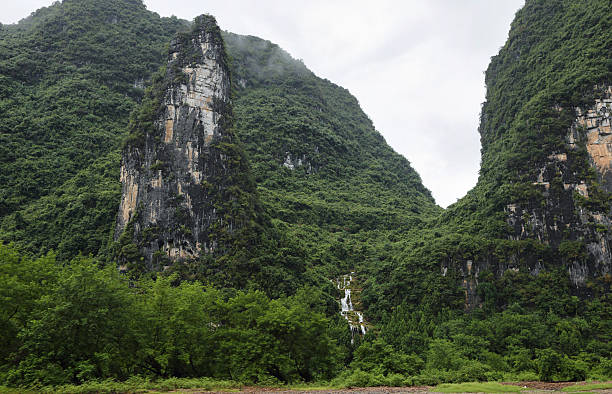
(561, 382), (612, 392)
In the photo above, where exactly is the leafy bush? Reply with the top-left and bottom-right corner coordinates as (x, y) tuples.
(426, 339), (465, 371)
(351, 338), (424, 376)
(589, 358), (612, 380)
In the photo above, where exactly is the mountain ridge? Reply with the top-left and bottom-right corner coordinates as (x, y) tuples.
(0, 0), (439, 278)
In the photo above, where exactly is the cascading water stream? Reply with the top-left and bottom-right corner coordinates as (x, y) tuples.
(336, 272), (367, 344)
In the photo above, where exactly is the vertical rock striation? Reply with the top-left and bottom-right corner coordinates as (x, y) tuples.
(451, 87), (611, 308)
(115, 15), (259, 270)
(571, 86), (612, 193)
(437, 0), (612, 309)
(504, 86), (612, 285)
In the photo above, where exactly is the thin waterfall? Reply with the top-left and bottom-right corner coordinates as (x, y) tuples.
(336, 272), (367, 344)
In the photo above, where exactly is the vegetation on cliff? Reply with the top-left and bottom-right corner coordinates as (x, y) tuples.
(443, 0), (612, 234)
(0, 0), (186, 259)
(356, 0), (612, 386)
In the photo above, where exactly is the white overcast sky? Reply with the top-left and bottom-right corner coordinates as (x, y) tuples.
(3, 0), (524, 207)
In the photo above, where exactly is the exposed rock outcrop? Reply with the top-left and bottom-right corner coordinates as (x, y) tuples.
(504, 85), (612, 286)
(570, 86), (612, 192)
(447, 86), (612, 309)
(115, 15), (259, 270)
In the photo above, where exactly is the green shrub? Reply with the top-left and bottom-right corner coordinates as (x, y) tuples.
(455, 360), (491, 383)
(331, 369), (383, 388)
(589, 358), (612, 380)
(536, 348), (563, 381)
(351, 338), (424, 376)
(426, 339), (465, 371)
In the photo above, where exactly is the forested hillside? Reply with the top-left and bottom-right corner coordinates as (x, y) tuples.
(0, 0), (438, 278)
(358, 0), (612, 384)
(226, 32), (439, 230)
(0, 0), (611, 390)
(0, 0), (186, 259)
(361, 0), (612, 311)
(225, 32), (440, 279)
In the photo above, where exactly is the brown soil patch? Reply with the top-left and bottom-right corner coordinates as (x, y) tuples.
(171, 387), (430, 393)
(502, 381), (577, 390)
(170, 381), (612, 393)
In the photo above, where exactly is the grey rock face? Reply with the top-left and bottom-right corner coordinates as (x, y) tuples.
(503, 85), (612, 285)
(569, 86), (612, 193)
(449, 87), (612, 309)
(115, 15), (256, 269)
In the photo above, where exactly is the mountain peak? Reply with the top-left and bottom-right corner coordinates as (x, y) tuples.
(115, 15), (258, 271)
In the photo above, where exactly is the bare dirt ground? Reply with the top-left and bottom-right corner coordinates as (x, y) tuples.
(169, 381), (612, 393)
(502, 381), (579, 390)
(170, 388), (431, 394)
(237, 387), (430, 393)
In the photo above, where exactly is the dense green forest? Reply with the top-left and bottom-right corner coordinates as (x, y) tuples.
(0, 0), (187, 259)
(2, 242), (610, 388)
(0, 0), (611, 390)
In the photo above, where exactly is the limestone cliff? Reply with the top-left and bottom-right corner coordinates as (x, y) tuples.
(448, 87), (612, 309)
(435, 0), (611, 309)
(505, 85), (612, 285)
(115, 15), (259, 270)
